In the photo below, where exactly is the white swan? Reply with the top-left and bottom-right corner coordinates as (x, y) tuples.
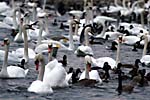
(140, 35), (150, 66)
(13, 23), (36, 62)
(100, 0), (123, 13)
(28, 53), (53, 94)
(122, 35), (140, 45)
(75, 25), (94, 56)
(35, 18), (76, 53)
(0, 38), (28, 78)
(79, 55), (102, 83)
(91, 36), (123, 69)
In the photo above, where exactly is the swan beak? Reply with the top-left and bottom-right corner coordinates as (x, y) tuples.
(87, 62), (91, 72)
(48, 47), (52, 53)
(35, 60), (39, 71)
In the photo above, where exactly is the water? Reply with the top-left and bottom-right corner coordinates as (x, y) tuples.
(0, 14), (150, 100)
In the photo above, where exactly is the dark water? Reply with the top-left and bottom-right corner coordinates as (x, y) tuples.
(0, 14), (150, 100)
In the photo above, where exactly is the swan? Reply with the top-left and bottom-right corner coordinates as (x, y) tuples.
(91, 36), (123, 69)
(28, 18), (48, 40)
(35, 18), (76, 53)
(0, 38), (28, 78)
(93, 16), (117, 39)
(28, 53), (53, 94)
(79, 55), (102, 85)
(99, 0), (123, 13)
(0, 2), (10, 13)
(75, 24), (94, 56)
(122, 35), (140, 45)
(14, 14), (31, 43)
(140, 35), (150, 66)
(13, 23), (36, 62)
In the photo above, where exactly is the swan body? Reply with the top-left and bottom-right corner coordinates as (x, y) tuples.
(91, 57), (116, 69)
(123, 35), (140, 45)
(0, 2), (10, 13)
(140, 55), (150, 66)
(79, 70), (102, 83)
(43, 59), (68, 87)
(28, 80), (53, 94)
(11, 48), (36, 59)
(6, 66), (28, 78)
(0, 50), (20, 62)
(75, 45), (94, 56)
(68, 10), (83, 18)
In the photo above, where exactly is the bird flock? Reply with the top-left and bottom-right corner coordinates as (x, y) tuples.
(0, 0), (150, 96)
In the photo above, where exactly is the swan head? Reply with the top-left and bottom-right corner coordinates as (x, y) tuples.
(3, 38), (10, 46)
(34, 53), (44, 70)
(48, 43), (53, 53)
(85, 55), (92, 64)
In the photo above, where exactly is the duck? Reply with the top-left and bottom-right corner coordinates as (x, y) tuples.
(102, 62), (111, 82)
(28, 53), (53, 94)
(78, 55), (102, 86)
(66, 67), (82, 84)
(58, 55), (67, 67)
(116, 63), (134, 95)
(0, 38), (28, 78)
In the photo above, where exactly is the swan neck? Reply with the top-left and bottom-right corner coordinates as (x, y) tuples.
(32, 5), (37, 21)
(37, 21), (44, 46)
(114, 0), (119, 7)
(84, 27), (91, 46)
(116, 42), (121, 66)
(122, 0), (127, 8)
(85, 64), (90, 79)
(69, 20), (75, 50)
(43, 0), (47, 11)
(74, 19), (79, 35)
(37, 59), (45, 81)
(2, 44), (9, 70)
(22, 26), (29, 62)
(101, 22), (106, 37)
(44, 16), (50, 35)
(13, 9), (18, 29)
(11, 0), (15, 9)
(142, 36), (148, 56)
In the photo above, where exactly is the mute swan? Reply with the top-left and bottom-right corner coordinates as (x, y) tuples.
(13, 23), (36, 63)
(35, 18), (76, 53)
(79, 55), (102, 86)
(28, 53), (53, 94)
(75, 24), (94, 56)
(99, 0), (123, 13)
(91, 36), (123, 69)
(0, 38), (28, 78)
(140, 35), (150, 66)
